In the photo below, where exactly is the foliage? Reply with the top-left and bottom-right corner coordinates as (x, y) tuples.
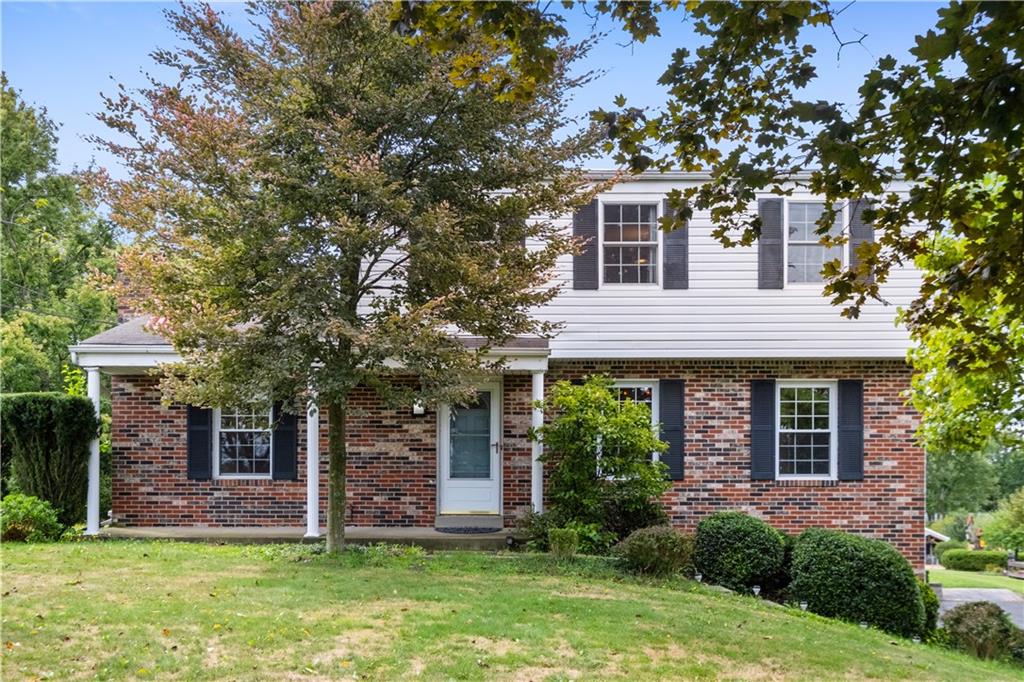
(992, 442), (1024, 502)
(985, 488), (1024, 553)
(0, 74), (118, 392)
(0, 493), (62, 542)
(934, 540), (969, 562)
(941, 549), (1009, 572)
(397, 1), (1024, 457)
(615, 525), (694, 577)
(931, 511), (969, 542)
(942, 602), (1020, 663)
(517, 510), (616, 555)
(547, 527), (580, 560)
(694, 511), (784, 593)
(791, 528), (926, 638)
(532, 375), (669, 543)
(95, 3), (599, 551)
(0, 392), (98, 525)
(927, 448), (998, 516)
(918, 579), (940, 641)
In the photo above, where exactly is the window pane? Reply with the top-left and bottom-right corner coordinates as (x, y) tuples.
(622, 204), (639, 222)
(604, 247), (621, 265)
(621, 266), (639, 283)
(602, 203), (658, 285)
(604, 265), (621, 283)
(604, 224), (622, 241)
(450, 392), (491, 479)
(640, 205), (656, 222)
(604, 204), (620, 222)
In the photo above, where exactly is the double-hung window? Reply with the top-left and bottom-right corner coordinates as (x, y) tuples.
(776, 382), (836, 479)
(787, 202), (844, 284)
(602, 203), (659, 285)
(612, 381), (660, 463)
(214, 406), (273, 477)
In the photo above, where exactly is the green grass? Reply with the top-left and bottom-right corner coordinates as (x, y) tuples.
(929, 568), (1024, 594)
(1, 541), (1017, 681)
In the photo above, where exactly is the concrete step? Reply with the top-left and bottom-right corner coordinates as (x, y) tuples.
(434, 514), (504, 530)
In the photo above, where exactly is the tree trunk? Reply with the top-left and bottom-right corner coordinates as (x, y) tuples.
(326, 401), (347, 553)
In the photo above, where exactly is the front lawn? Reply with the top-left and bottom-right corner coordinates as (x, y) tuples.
(929, 568), (1024, 595)
(1, 541), (1017, 680)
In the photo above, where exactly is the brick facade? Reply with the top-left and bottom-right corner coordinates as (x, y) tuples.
(110, 358), (924, 566)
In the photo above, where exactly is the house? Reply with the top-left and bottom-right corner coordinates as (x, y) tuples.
(70, 172), (925, 566)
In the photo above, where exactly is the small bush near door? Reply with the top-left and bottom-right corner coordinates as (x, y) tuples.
(616, 525), (694, 576)
(791, 528), (926, 638)
(940, 549), (1009, 571)
(548, 528), (580, 559)
(694, 511), (784, 592)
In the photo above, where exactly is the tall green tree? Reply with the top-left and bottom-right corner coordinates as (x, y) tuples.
(96, 2), (598, 551)
(395, 1), (1024, 454)
(1, 74), (117, 392)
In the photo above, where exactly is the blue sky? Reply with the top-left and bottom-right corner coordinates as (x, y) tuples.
(2, 1), (946, 176)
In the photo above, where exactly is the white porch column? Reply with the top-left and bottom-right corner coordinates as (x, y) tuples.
(84, 367), (101, 535)
(305, 397), (320, 538)
(531, 370), (545, 512)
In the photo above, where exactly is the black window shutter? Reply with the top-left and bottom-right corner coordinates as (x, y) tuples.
(837, 380), (865, 481)
(750, 380), (776, 480)
(659, 379), (685, 480)
(572, 198), (599, 290)
(662, 198), (689, 289)
(272, 403), (299, 481)
(757, 198), (784, 289)
(186, 406), (213, 480)
(848, 198), (874, 284)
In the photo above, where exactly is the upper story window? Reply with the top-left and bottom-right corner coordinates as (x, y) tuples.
(215, 406), (273, 477)
(787, 202), (843, 284)
(603, 203), (659, 285)
(777, 382), (836, 479)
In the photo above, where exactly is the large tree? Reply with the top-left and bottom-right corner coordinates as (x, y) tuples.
(395, 0), (1024, 454)
(96, 2), (597, 551)
(0, 74), (117, 392)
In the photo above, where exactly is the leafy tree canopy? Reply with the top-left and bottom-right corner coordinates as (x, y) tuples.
(394, 0), (1024, 454)
(96, 2), (599, 550)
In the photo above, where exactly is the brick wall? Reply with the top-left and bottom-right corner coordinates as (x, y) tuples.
(110, 358), (924, 566)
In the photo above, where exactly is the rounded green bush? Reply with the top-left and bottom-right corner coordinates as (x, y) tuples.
(0, 493), (62, 542)
(940, 549), (1009, 572)
(791, 528), (925, 638)
(548, 527), (580, 559)
(616, 525), (695, 576)
(942, 601), (1018, 661)
(933, 539), (968, 562)
(694, 511), (784, 592)
(918, 579), (940, 639)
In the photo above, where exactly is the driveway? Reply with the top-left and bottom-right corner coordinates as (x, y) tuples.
(939, 587), (1024, 627)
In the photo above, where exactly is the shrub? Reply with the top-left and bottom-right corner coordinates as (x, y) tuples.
(940, 549), (1009, 572)
(917, 579), (940, 639)
(929, 511), (968, 542)
(0, 392), (99, 525)
(517, 511), (615, 554)
(548, 528), (580, 559)
(942, 601), (1018, 661)
(763, 532), (797, 598)
(599, 486), (669, 540)
(616, 525), (694, 576)
(933, 539), (968, 562)
(985, 487), (1024, 553)
(791, 528), (925, 638)
(0, 494), (62, 542)
(518, 510), (559, 551)
(694, 511), (784, 592)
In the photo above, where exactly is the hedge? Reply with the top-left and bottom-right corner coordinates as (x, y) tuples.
(934, 539), (968, 562)
(694, 511), (784, 592)
(0, 392), (98, 526)
(791, 528), (925, 638)
(616, 525), (695, 576)
(940, 549), (1009, 572)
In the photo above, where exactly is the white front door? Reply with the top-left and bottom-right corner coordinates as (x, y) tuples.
(438, 383), (501, 515)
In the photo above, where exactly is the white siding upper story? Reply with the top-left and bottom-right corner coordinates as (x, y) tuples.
(530, 173), (920, 360)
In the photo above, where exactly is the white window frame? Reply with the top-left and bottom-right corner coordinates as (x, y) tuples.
(599, 201), (662, 289)
(612, 380), (660, 463)
(212, 405), (274, 480)
(775, 380), (837, 481)
(784, 200), (847, 287)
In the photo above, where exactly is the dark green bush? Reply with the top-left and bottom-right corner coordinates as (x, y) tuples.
(694, 511), (784, 592)
(940, 549), (1009, 572)
(933, 539), (968, 562)
(548, 528), (580, 559)
(0, 392), (98, 525)
(0, 493), (62, 541)
(599, 486), (668, 540)
(517, 511), (615, 554)
(942, 601), (1019, 661)
(791, 528), (925, 638)
(615, 525), (694, 576)
(918, 579), (940, 639)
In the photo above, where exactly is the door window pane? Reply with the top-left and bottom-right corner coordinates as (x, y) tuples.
(450, 392), (492, 479)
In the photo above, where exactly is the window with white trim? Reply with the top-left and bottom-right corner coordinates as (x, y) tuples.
(776, 383), (836, 478)
(613, 381), (659, 462)
(214, 406), (273, 477)
(602, 203), (659, 284)
(787, 202), (843, 284)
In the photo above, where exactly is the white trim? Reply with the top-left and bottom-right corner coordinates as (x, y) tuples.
(598, 199), (663, 288)
(530, 371), (545, 512)
(84, 367), (102, 535)
(437, 382), (503, 515)
(774, 379), (838, 481)
(305, 398), (320, 538)
(212, 405), (274, 480)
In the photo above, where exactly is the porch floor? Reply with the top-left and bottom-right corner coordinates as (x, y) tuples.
(97, 525), (512, 550)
